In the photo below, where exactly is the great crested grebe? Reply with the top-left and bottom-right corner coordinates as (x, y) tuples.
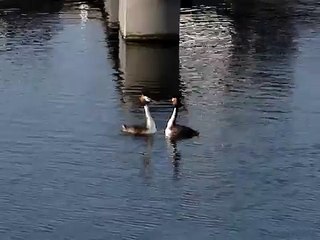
(122, 95), (157, 135)
(165, 98), (199, 141)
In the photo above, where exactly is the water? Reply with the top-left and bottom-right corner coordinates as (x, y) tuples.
(0, 0), (320, 239)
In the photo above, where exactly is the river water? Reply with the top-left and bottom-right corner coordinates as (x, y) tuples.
(0, 0), (319, 239)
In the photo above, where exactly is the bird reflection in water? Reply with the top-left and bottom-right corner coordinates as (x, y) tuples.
(166, 139), (182, 180)
(140, 136), (154, 180)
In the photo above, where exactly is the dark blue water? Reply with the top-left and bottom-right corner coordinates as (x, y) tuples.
(0, 0), (320, 239)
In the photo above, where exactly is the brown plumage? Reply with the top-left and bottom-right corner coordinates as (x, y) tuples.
(122, 124), (152, 136)
(122, 95), (157, 136)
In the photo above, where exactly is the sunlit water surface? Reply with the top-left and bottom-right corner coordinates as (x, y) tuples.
(0, 0), (319, 239)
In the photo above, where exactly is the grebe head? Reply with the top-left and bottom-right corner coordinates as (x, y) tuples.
(139, 94), (152, 105)
(171, 97), (182, 108)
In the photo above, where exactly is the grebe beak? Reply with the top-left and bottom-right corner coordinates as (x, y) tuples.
(144, 96), (152, 102)
(140, 94), (152, 103)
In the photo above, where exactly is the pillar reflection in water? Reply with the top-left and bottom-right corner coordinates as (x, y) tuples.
(104, 0), (119, 28)
(119, 37), (181, 109)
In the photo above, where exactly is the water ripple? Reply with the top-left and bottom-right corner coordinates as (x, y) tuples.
(0, 0), (320, 239)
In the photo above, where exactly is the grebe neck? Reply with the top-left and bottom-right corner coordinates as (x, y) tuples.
(166, 107), (178, 129)
(144, 104), (156, 132)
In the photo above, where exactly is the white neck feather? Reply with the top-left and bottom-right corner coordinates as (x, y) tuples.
(144, 105), (157, 133)
(166, 107), (177, 130)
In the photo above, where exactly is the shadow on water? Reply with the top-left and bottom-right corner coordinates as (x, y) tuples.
(0, 0), (64, 57)
(180, 0), (298, 105)
(221, 0), (297, 104)
(178, 1), (300, 165)
(0, 0), (104, 13)
(229, 0), (297, 60)
(0, 0), (64, 12)
(224, 1), (297, 125)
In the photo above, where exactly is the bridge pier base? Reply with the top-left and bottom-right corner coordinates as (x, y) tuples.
(119, 0), (180, 43)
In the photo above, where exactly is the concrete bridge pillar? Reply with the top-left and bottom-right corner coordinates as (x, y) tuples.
(119, 0), (181, 42)
(104, 0), (119, 28)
